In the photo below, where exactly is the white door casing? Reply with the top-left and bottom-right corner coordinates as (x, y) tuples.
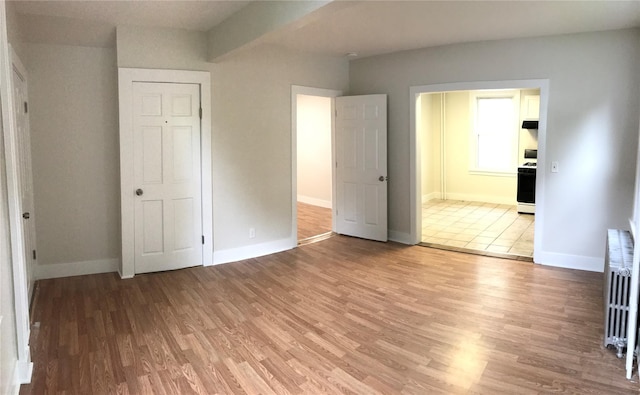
(11, 53), (36, 297)
(132, 82), (202, 274)
(335, 94), (388, 242)
(410, 79), (549, 253)
(1, 30), (33, 382)
(290, 85), (342, 246)
(118, 68), (212, 279)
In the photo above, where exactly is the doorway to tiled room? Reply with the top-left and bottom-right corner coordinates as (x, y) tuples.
(416, 87), (541, 259)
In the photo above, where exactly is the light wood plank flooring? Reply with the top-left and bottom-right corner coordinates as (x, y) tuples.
(297, 202), (332, 240)
(21, 236), (637, 394)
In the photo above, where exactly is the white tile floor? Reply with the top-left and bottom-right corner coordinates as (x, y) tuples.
(422, 200), (534, 258)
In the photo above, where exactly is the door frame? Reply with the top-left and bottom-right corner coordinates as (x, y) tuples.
(0, 10), (33, 381)
(290, 85), (342, 246)
(410, 79), (549, 263)
(11, 46), (36, 297)
(118, 68), (212, 278)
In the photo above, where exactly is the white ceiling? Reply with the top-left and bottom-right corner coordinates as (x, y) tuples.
(9, 0), (640, 58)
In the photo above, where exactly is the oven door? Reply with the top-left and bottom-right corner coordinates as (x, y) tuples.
(517, 168), (536, 204)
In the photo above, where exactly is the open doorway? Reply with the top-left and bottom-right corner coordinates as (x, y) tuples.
(291, 86), (341, 245)
(412, 80), (548, 260)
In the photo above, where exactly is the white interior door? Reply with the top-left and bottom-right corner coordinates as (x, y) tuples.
(335, 94), (388, 241)
(12, 55), (35, 296)
(133, 82), (202, 274)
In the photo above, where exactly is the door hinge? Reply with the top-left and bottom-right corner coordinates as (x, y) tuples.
(32, 250), (36, 260)
(199, 108), (202, 119)
(24, 102), (28, 114)
(202, 235), (205, 245)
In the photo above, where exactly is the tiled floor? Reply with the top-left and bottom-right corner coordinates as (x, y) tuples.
(422, 199), (534, 258)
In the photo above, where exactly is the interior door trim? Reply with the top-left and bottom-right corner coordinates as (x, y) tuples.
(409, 79), (549, 259)
(118, 68), (212, 278)
(290, 85), (342, 247)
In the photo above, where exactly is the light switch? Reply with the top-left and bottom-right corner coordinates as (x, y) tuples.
(551, 161), (559, 173)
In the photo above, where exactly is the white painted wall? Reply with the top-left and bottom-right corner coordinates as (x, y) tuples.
(209, 45), (348, 259)
(116, 26), (209, 71)
(350, 29), (640, 271)
(296, 94), (332, 208)
(23, 43), (120, 274)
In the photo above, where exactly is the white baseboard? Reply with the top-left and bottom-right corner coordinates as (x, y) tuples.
(388, 230), (414, 245)
(35, 258), (119, 280)
(118, 269), (134, 280)
(422, 192), (441, 203)
(297, 196), (332, 209)
(13, 361), (33, 390)
(534, 250), (603, 272)
(211, 237), (296, 266)
(444, 192), (515, 206)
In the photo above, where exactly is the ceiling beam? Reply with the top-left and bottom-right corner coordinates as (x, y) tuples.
(207, 0), (332, 62)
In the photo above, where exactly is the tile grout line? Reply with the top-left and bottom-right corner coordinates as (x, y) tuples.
(422, 200), (534, 258)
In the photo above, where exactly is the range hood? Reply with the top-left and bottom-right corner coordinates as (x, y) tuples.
(522, 120), (539, 130)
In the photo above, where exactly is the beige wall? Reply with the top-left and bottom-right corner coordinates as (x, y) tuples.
(429, 96), (443, 199)
(350, 29), (640, 269)
(297, 94), (332, 207)
(421, 90), (540, 205)
(24, 43), (120, 267)
(419, 93), (442, 201)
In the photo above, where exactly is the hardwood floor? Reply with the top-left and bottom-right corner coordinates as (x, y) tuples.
(297, 202), (332, 240)
(21, 236), (637, 394)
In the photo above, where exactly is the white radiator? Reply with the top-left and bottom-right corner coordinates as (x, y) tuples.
(604, 229), (635, 358)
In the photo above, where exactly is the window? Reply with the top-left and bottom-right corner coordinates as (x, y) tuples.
(470, 91), (520, 174)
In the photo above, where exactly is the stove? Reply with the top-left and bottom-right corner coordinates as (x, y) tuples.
(517, 151), (537, 214)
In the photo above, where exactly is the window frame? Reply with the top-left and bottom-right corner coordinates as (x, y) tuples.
(468, 90), (521, 176)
